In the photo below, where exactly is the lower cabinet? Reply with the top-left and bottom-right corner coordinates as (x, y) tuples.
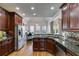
(33, 38), (39, 51)
(0, 38), (14, 56)
(33, 38), (56, 55)
(65, 49), (77, 56)
(45, 38), (56, 55)
(33, 37), (76, 56)
(39, 39), (45, 51)
(33, 38), (46, 51)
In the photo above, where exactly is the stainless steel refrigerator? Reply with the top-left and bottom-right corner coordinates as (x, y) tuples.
(15, 25), (26, 50)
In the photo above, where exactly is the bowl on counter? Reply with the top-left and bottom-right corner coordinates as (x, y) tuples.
(0, 31), (7, 41)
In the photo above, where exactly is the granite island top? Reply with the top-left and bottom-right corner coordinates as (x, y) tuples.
(32, 35), (79, 56)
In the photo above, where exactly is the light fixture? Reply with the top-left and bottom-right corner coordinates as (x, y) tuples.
(31, 7), (35, 10)
(50, 6), (54, 10)
(63, 6), (67, 10)
(33, 13), (36, 16)
(22, 13), (25, 16)
(16, 7), (20, 10)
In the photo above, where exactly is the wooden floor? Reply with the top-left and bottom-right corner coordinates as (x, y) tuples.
(33, 51), (53, 56)
(8, 41), (53, 56)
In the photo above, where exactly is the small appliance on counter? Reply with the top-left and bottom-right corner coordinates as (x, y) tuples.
(2, 32), (7, 40)
(0, 31), (7, 41)
(0, 31), (3, 41)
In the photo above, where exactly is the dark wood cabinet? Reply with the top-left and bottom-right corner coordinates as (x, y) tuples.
(0, 7), (10, 31)
(15, 14), (22, 25)
(33, 38), (46, 51)
(65, 49), (77, 56)
(0, 7), (7, 31)
(0, 38), (14, 56)
(45, 38), (56, 55)
(39, 39), (45, 51)
(61, 3), (79, 31)
(8, 12), (22, 36)
(62, 4), (70, 30)
(33, 38), (39, 51)
(0, 7), (22, 55)
(33, 38), (56, 55)
(69, 4), (79, 29)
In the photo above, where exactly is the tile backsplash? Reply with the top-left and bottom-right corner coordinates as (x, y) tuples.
(62, 31), (79, 41)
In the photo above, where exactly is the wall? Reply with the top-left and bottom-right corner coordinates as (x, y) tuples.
(22, 17), (50, 34)
(49, 10), (62, 34)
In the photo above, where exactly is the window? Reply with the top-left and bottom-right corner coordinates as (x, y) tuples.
(30, 26), (34, 32)
(42, 26), (47, 33)
(35, 24), (40, 34)
(25, 26), (28, 32)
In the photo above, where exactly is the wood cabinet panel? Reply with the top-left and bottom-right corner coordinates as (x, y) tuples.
(61, 3), (79, 31)
(33, 38), (56, 55)
(33, 38), (40, 51)
(39, 39), (45, 51)
(69, 3), (79, 29)
(62, 4), (70, 30)
(0, 7), (9, 31)
(0, 38), (14, 56)
(15, 15), (22, 25)
(46, 39), (56, 55)
(66, 49), (77, 56)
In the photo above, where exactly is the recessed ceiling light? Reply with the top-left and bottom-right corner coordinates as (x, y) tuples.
(22, 13), (25, 16)
(33, 13), (36, 16)
(50, 6), (54, 10)
(31, 7), (35, 10)
(16, 7), (20, 10)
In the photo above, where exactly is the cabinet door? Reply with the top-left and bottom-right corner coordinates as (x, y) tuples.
(6, 12), (10, 31)
(33, 38), (39, 51)
(0, 41), (3, 56)
(7, 39), (14, 53)
(46, 39), (56, 55)
(66, 49), (76, 56)
(62, 4), (70, 30)
(69, 3), (79, 29)
(15, 15), (22, 24)
(0, 8), (7, 31)
(0, 8), (4, 30)
(39, 39), (45, 51)
(0, 8), (2, 30)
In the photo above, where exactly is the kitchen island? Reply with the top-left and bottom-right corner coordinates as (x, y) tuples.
(32, 35), (79, 56)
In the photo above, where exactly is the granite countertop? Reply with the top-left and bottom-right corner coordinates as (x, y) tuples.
(0, 36), (13, 41)
(32, 35), (79, 56)
(48, 37), (79, 56)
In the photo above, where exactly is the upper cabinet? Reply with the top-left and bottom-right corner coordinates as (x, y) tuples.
(0, 7), (9, 31)
(62, 4), (70, 30)
(15, 14), (22, 25)
(0, 7), (22, 35)
(8, 12), (22, 36)
(69, 4), (79, 29)
(61, 3), (79, 31)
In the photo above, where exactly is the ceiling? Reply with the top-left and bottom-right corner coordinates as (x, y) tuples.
(0, 3), (62, 17)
